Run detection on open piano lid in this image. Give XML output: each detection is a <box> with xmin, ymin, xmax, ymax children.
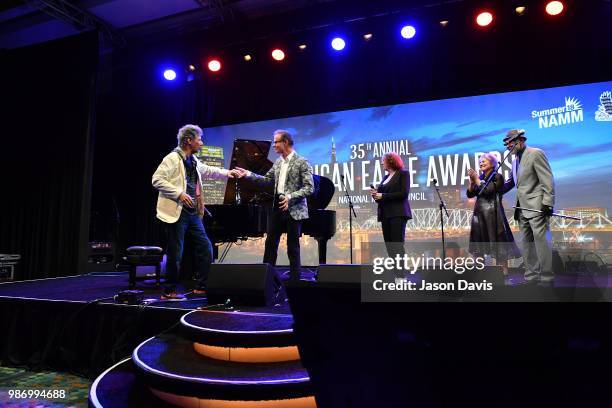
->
<box><xmin>223</xmin><ymin>139</ymin><xmax>335</xmax><ymax>209</ymax></box>
<box><xmin>223</xmin><ymin>139</ymin><xmax>274</xmax><ymax>205</ymax></box>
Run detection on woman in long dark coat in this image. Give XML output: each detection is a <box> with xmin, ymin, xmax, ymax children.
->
<box><xmin>467</xmin><ymin>152</ymin><xmax>520</xmax><ymax>276</ymax></box>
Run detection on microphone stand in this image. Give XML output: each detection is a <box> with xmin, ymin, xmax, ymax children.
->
<box><xmin>476</xmin><ymin>145</ymin><xmax>516</xmax><ymax>199</ymax></box>
<box><xmin>341</xmin><ymin>175</ymin><xmax>357</xmax><ymax>264</ymax></box>
<box><xmin>512</xmin><ymin>207</ymin><xmax>581</xmax><ymax>220</ymax></box>
<box><xmin>235</xmin><ymin>179</ymin><xmax>242</xmax><ymax>205</ymax></box>
<box><xmin>432</xmin><ymin>179</ymin><xmax>449</xmax><ymax>259</ymax></box>
<box><xmin>111</xmin><ymin>196</ymin><xmax>121</xmax><ymax>270</ymax></box>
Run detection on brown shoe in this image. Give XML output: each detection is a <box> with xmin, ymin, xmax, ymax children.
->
<box><xmin>161</xmin><ymin>288</ymin><xmax>186</xmax><ymax>300</ymax></box>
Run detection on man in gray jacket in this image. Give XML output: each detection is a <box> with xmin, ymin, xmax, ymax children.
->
<box><xmin>235</xmin><ymin>130</ymin><xmax>314</xmax><ymax>281</ymax></box>
<box><xmin>502</xmin><ymin>129</ymin><xmax>555</xmax><ymax>285</ymax></box>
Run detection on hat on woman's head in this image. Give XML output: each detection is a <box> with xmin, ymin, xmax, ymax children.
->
<box><xmin>503</xmin><ymin>129</ymin><xmax>527</xmax><ymax>145</ymax></box>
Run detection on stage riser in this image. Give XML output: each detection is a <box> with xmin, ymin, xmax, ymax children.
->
<box><xmin>180</xmin><ymin>310</ymin><xmax>296</xmax><ymax>348</ymax></box>
<box><xmin>151</xmin><ymin>388</ymin><xmax>316</xmax><ymax>408</ymax></box>
<box><xmin>194</xmin><ymin>343</ymin><xmax>301</xmax><ymax>363</ymax></box>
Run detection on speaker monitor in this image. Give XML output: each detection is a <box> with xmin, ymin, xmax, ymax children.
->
<box><xmin>207</xmin><ymin>263</ymin><xmax>284</xmax><ymax>306</ymax></box>
<box><xmin>553</xmin><ymin>249</ymin><xmax>607</xmax><ymax>275</ymax></box>
<box><xmin>87</xmin><ymin>241</ymin><xmax>115</xmax><ymax>272</ymax></box>
<box><xmin>317</xmin><ymin>264</ymin><xmax>368</xmax><ymax>283</ymax></box>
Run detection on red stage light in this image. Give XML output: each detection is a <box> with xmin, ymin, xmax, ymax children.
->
<box><xmin>546</xmin><ymin>1</ymin><xmax>564</xmax><ymax>16</ymax></box>
<box><xmin>271</xmin><ymin>49</ymin><xmax>285</xmax><ymax>61</ymax></box>
<box><xmin>207</xmin><ymin>59</ymin><xmax>221</xmax><ymax>72</ymax></box>
<box><xmin>476</xmin><ymin>11</ymin><xmax>493</xmax><ymax>27</ymax></box>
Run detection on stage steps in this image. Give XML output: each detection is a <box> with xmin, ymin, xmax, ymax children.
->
<box><xmin>89</xmin><ymin>357</ymin><xmax>176</xmax><ymax>408</ymax></box>
<box><xmin>90</xmin><ymin>309</ymin><xmax>316</xmax><ymax>407</ymax></box>
<box><xmin>180</xmin><ymin>309</ymin><xmax>296</xmax><ymax>347</ymax></box>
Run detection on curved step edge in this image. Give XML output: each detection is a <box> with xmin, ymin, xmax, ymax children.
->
<box><xmin>89</xmin><ymin>357</ymin><xmax>133</xmax><ymax>408</ymax></box>
<box><xmin>180</xmin><ymin>310</ymin><xmax>297</xmax><ymax>348</ymax></box>
<box><xmin>132</xmin><ymin>336</ymin><xmax>313</xmax><ymax>400</ymax></box>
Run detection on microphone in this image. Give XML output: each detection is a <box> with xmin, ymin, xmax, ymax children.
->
<box><xmin>432</xmin><ymin>178</ymin><xmax>438</xmax><ymax>185</ymax></box>
<box><xmin>370</xmin><ymin>184</ymin><xmax>376</xmax><ymax>189</ymax></box>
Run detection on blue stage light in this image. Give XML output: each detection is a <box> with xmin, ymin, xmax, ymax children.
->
<box><xmin>163</xmin><ymin>69</ymin><xmax>177</xmax><ymax>81</ymax></box>
<box><xmin>400</xmin><ymin>25</ymin><xmax>416</xmax><ymax>39</ymax></box>
<box><xmin>331</xmin><ymin>37</ymin><xmax>346</xmax><ymax>51</ymax></box>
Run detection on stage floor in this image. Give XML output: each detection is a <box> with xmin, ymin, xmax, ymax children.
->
<box><xmin>0</xmin><ymin>272</ymin><xmax>208</xmax><ymax>310</ymax></box>
<box><xmin>0</xmin><ymin>272</ymin><xmax>293</xmax><ymax>313</ymax></box>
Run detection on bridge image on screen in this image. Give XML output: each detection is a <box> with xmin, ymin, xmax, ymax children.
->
<box><xmin>200</xmin><ymin>81</ymin><xmax>612</xmax><ymax>264</ymax></box>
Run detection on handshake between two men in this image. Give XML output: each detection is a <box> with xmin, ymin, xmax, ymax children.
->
<box><xmin>230</xmin><ymin>167</ymin><xmax>290</xmax><ymax>211</ymax></box>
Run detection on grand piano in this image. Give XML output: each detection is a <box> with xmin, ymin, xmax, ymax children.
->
<box><xmin>204</xmin><ymin>139</ymin><xmax>337</xmax><ymax>263</ymax></box>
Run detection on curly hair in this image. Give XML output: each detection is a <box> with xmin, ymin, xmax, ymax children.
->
<box><xmin>383</xmin><ymin>152</ymin><xmax>404</xmax><ymax>171</ymax></box>
<box><xmin>177</xmin><ymin>124</ymin><xmax>203</xmax><ymax>147</ymax></box>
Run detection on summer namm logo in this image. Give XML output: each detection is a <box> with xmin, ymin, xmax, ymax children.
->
<box><xmin>595</xmin><ymin>91</ymin><xmax>612</xmax><ymax>121</ymax></box>
<box><xmin>531</xmin><ymin>96</ymin><xmax>584</xmax><ymax>128</ymax></box>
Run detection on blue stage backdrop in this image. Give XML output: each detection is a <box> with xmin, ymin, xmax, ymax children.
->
<box><xmin>200</xmin><ymin>81</ymin><xmax>612</xmax><ymax>265</ymax></box>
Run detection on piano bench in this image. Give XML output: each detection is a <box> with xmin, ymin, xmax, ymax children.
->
<box><xmin>125</xmin><ymin>246</ymin><xmax>164</xmax><ymax>288</ymax></box>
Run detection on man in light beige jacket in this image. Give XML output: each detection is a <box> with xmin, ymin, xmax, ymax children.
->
<box><xmin>152</xmin><ymin>124</ymin><xmax>237</xmax><ymax>299</ymax></box>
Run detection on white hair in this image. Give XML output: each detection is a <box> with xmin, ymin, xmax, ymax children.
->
<box><xmin>479</xmin><ymin>151</ymin><xmax>499</xmax><ymax>170</ymax></box>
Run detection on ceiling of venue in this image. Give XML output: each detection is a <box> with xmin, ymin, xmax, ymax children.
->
<box><xmin>0</xmin><ymin>0</ymin><xmax>447</xmax><ymax>50</ymax></box>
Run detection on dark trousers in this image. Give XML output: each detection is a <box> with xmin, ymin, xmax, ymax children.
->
<box><xmin>165</xmin><ymin>210</ymin><xmax>213</xmax><ymax>285</ymax></box>
<box><xmin>382</xmin><ymin>216</ymin><xmax>408</xmax><ymax>259</ymax></box>
<box><xmin>263</xmin><ymin>209</ymin><xmax>302</xmax><ymax>280</ymax></box>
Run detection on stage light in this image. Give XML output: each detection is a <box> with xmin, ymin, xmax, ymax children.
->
<box><xmin>515</xmin><ymin>6</ymin><xmax>527</xmax><ymax>16</ymax></box>
<box><xmin>244</xmin><ymin>54</ymin><xmax>252</xmax><ymax>61</ymax></box>
<box><xmin>187</xmin><ymin>64</ymin><xmax>196</xmax><ymax>72</ymax></box>
<box><xmin>207</xmin><ymin>59</ymin><xmax>221</xmax><ymax>72</ymax></box>
<box><xmin>271</xmin><ymin>49</ymin><xmax>285</xmax><ymax>61</ymax></box>
<box><xmin>363</xmin><ymin>33</ymin><xmax>373</xmax><ymax>41</ymax></box>
<box><xmin>400</xmin><ymin>25</ymin><xmax>416</xmax><ymax>39</ymax></box>
<box><xmin>298</xmin><ymin>44</ymin><xmax>307</xmax><ymax>50</ymax></box>
<box><xmin>331</xmin><ymin>37</ymin><xmax>346</xmax><ymax>51</ymax></box>
<box><xmin>439</xmin><ymin>20</ymin><xmax>449</xmax><ymax>27</ymax></box>
<box><xmin>476</xmin><ymin>11</ymin><xmax>493</xmax><ymax>27</ymax></box>
<box><xmin>546</xmin><ymin>1</ymin><xmax>564</xmax><ymax>16</ymax></box>
<box><xmin>163</xmin><ymin>69</ymin><xmax>176</xmax><ymax>81</ymax></box>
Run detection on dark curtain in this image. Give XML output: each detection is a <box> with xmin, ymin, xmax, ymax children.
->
<box><xmin>0</xmin><ymin>32</ymin><xmax>98</xmax><ymax>280</ymax></box>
